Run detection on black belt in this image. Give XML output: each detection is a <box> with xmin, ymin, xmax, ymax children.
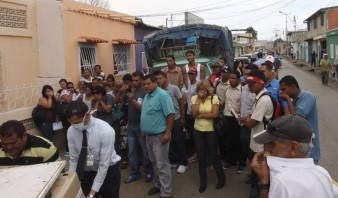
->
<box><xmin>147</xmin><ymin>132</ymin><xmax>165</xmax><ymax>136</ymax></box>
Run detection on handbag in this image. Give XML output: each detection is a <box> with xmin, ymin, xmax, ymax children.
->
<box><xmin>52</xmin><ymin>121</ymin><xmax>63</xmax><ymax>131</ymax></box>
<box><xmin>211</xmin><ymin>95</ymin><xmax>228</xmax><ymax>136</ymax></box>
<box><xmin>112</xmin><ymin>104</ymin><xmax>124</xmax><ymax>121</ymax></box>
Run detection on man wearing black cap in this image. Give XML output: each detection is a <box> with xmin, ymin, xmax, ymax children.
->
<box><xmin>251</xmin><ymin>114</ymin><xmax>338</xmax><ymax>198</ymax></box>
<box><xmin>208</xmin><ymin>61</ymin><xmax>222</xmax><ymax>85</ymax></box>
<box><xmin>237</xmin><ymin>69</ymin><xmax>273</xmax><ymax>198</ymax></box>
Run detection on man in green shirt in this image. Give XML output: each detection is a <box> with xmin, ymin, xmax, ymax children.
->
<box><xmin>320</xmin><ymin>54</ymin><xmax>331</xmax><ymax>85</ymax></box>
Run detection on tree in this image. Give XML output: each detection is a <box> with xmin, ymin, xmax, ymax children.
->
<box><xmin>246</xmin><ymin>27</ymin><xmax>257</xmax><ymax>41</ymax></box>
<box><xmin>76</xmin><ymin>0</ymin><xmax>110</xmax><ymax>9</ymax></box>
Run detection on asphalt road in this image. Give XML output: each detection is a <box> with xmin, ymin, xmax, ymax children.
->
<box><xmin>118</xmin><ymin>60</ymin><xmax>338</xmax><ymax>198</ymax></box>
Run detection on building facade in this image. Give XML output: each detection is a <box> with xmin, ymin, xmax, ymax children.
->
<box><xmin>0</xmin><ymin>0</ymin><xmax>137</xmax><ymax>128</ymax></box>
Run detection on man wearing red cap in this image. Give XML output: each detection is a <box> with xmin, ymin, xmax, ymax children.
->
<box><xmin>238</xmin><ymin>69</ymin><xmax>273</xmax><ymax>198</ymax></box>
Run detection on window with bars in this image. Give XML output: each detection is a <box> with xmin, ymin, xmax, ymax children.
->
<box><xmin>113</xmin><ymin>45</ymin><xmax>131</xmax><ymax>72</ymax></box>
<box><xmin>79</xmin><ymin>45</ymin><xmax>97</xmax><ymax>76</ymax></box>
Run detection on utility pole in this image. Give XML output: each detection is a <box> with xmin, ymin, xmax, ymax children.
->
<box><xmin>171</xmin><ymin>14</ymin><xmax>173</xmax><ymax>27</ymax></box>
<box><xmin>294</xmin><ymin>15</ymin><xmax>296</xmax><ymax>31</ymax></box>
<box><xmin>166</xmin><ymin>18</ymin><xmax>168</xmax><ymax>28</ymax></box>
<box><xmin>279</xmin><ymin>11</ymin><xmax>289</xmax><ymax>56</ymax></box>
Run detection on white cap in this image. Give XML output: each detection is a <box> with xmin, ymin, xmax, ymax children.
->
<box><xmin>265</xmin><ymin>55</ymin><xmax>275</xmax><ymax>63</ymax></box>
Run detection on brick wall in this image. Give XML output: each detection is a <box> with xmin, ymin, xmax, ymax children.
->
<box><xmin>328</xmin><ymin>9</ymin><xmax>338</xmax><ymax>31</ymax></box>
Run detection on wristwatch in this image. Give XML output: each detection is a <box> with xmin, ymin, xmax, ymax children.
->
<box><xmin>258</xmin><ymin>183</ymin><xmax>270</xmax><ymax>190</ymax></box>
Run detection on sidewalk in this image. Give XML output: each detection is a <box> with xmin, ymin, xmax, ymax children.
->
<box><xmin>285</xmin><ymin>59</ymin><xmax>338</xmax><ymax>84</ymax></box>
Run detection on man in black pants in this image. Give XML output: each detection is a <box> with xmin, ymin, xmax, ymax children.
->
<box><xmin>65</xmin><ymin>101</ymin><xmax>121</xmax><ymax>198</ymax></box>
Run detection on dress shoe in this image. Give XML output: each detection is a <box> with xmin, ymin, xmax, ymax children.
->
<box><xmin>148</xmin><ymin>187</ymin><xmax>160</xmax><ymax>195</ymax></box>
<box><xmin>199</xmin><ymin>185</ymin><xmax>206</xmax><ymax>193</ymax></box>
<box><xmin>145</xmin><ymin>173</ymin><xmax>153</xmax><ymax>183</ymax></box>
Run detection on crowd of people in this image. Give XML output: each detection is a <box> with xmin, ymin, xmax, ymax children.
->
<box><xmin>1</xmin><ymin>51</ymin><xmax>338</xmax><ymax>198</ymax></box>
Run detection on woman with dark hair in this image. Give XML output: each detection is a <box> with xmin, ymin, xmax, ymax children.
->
<box><xmin>106</xmin><ymin>74</ymin><xmax>115</xmax><ymax>86</ymax></box>
<box><xmin>82</xmin><ymin>83</ymin><xmax>93</xmax><ymax>110</ymax></box>
<box><xmin>37</xmin><ymin>85</ymin><xmax>56</xmax><ymax>141</ymax></box>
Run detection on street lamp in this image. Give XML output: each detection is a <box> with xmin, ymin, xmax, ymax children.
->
<box><xmin>279</xmin><ymin>11</ymin><xmax>288</xmax><ymax>56</ymax></box>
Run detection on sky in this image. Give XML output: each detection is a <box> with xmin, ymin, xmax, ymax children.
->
<box><xmin>109</xmin><ymin>0</ymin><xmax>338</xmax><ymax>41</ymax></box>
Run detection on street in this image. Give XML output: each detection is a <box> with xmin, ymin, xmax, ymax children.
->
<box><xmin>119</xmin><ymin>59</ymin><xmax>338</xmax><ymax>198</ymax></box>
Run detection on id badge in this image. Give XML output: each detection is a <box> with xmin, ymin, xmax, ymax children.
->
<box><xmin>86</xmin><ymin>147</ymin><xmax>94</xmax><ymax>167</ymax></box>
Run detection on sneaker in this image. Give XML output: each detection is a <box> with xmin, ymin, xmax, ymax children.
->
<box><xmin>237</xmin><ymin>166</ymin><xmax>245</xmax><ymax>174</ymax></box>
<box><xmin>145</xmin><ymin>173</ymin><xmax>153</xmax><ymax>183</ymax></box>
<box><xmin>147</xmin><ymin>187</ymin><xmax>160</xmax><ymax>195</ymax></box>
<box><xmin>171</xmin><ymin>163</ymin><xmax>178</xmax><ymax>168</ymax></box>
<box><xmin>177</xmin><ymin>165</ymin><xmax>188</xmax><ymax>174</ymax></box>
<box><xmin>124</xmin><ymin>176</ymin><xmax>139</xmax><ymax>184</ymax></box>
<box><xmin>223</xmin><ymin>163</ymin><xmax>236</xmax><ymax>170</ymax></box>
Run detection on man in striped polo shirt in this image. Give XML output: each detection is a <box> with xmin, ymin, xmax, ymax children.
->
<box><xmin>0</xmin><ymin>120</ymin><xmax>59</xmax><ymax>168</ymax></box>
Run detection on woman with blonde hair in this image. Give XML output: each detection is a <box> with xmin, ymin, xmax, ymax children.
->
<box><xmin>191</xmin><ymin>79</ymin><xmax>225</xmax><ymax>193</ymax></box>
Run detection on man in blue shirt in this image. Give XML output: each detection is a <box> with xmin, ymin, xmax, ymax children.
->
<box><xmin>279</xmin><ymin>75</ymin><xmax>320</xmax><ymax>164</ymax></box>
<box><xmin>141</xmin><ymin>74</ymin><xmax>175</xmax><ymax>198</ymax></box>
<box><xmin>253</xmin><ymin>52</ymin><xmax>264</xmax><ymax>67</ymax></box>
<box><xmin>260</xmin><ymin>62</ymin><xmax>289</xmax><ymax>115</ymax></box>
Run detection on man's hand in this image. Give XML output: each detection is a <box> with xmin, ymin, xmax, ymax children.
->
<box><xmin>279</xmin><ymin>91</ymin><xmax>290</xmax><ymax>102</ymax></box>
<box><xmin>161</xmin><ymin>132</ymin><xmax>170</xmax><ymax>144</ymax></box>
<box><xmin>237</xmin><ymin>115</ymin><xmax>248</xmax><ymax>125</ymax></box>
<box><xmin>126</xmin><ymin>92</ymin><xmax>134</xmax><ymax>101</ymax></box>
<box><xmin>119</xmin><ymin>86</ymin><xmax>126</xmax><ymax>94</ymax></box>
<box><xmin>250</xmin><ymin>151</ymin><xmax>270</xmax><ymax>184</ymax></box>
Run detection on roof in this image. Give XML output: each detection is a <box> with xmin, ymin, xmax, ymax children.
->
<box><xmin>78</xmin><ymin>36</ymin><xmax>108</xmax><ymax>43</ymax></box>
<box><xmin>304</xmin><ymin>6</ymin><xmax>338</xmax><ymax>22</ymax></box>
<box><xmin>112</xmin><ymin>39</ymin><xmax>142</xmax><ymax>44</ymax></box>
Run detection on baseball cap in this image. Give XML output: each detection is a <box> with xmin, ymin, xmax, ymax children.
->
<box><xmin>323</xmin><ymin>53</ymin><xmax>328</xmax><ymax>56</ymax></box>
<box><xmin>253</xmin><ymin>114</ymin><xmax>313</xmax><ymax>144</ymax></box>
<box><xmin>211</xmin><ymin>61</ymin><xmax>222</xmax><ymax>68</ymax></box>
<box><xmin>265</xmin><ymin>55</ymin><xmax>275</xmax><ymax>63</ymax></box>
<box><xmin>188</xmin><ymin>68</ymin><xmax>197</xmax><ymax>75</ymax></box>
<box><xmin>221</xmin><ymin>67</ymin><xmax>229</xmax><ymax>73</ymax></box>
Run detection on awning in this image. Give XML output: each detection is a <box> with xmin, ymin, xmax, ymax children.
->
<box><xmin>112</xmin><ymin>39</ymin><xmax>142</xmax><ymax>45</ymax></box>
<box><xmin>78</xmin><ymin>36</ymin><xmax>108</xmax><ymax>43</ymax></box>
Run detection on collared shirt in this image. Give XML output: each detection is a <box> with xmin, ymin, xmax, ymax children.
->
<box><xmin>250</xmin><ymin>88</ymin><xmax>273</xmax><ymax>152</ymax></box>
<box><xmin>293</xmin><ymin>90</ymin><xmax>320</xmax><ymax>160</ymax></box>
<box><xmin>320</xmin><ymin>59</ymin><xmax>331</xmax><ymax>71</ymax></box>
<box><xmin>164</xmin><ymin>84</ymin><xmax>182</xmax><ymax>120</ymax></box>
<box><xmin>223</xmin><ymin>84</ymin><xmax>242</xmax><ymax>116</ymax></box>
<box><xmin>191</xmin><ymin>95</ymin><xmax>219</xmax><ymax>132</ymax></box>
<box><xmin>215</xmin><ymin>79</ymin><xmax>229</xmax><ymax>105</ymax></box>
<box><xmin>267</xmin><ymin>156</ymin><xmax>338</xmax><ymax>198</ymax></box>
<box><xmin>161</xmin><ymin>66</ymin><xmax>183</xmax><ymax>88</ymax></box>
<box><xmin>0</xmin><ymin>134</ymin><xmax>59</xmax><ymax>168</ymax></box>
<box><xmin>68</xmin><ymin>117</ymin><xmax>120</xmax><ymax>192</ymax></box>
<box><xmin>265</xmin><ymin>78</ymin><xmax>288</xmax><ymax>108</ymax></box>
<box><xmin>141</xmin><ymin>87</ymin><xmax>175</xmax><ymax>134</ymax></box>
<box><xmin>240</xmin><ymin>84</ymin><xmax>256</xmax><ymax>116</ymax></box>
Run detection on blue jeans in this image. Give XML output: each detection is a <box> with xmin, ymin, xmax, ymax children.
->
<box><xmin>169</xmin><ymin>119</ymin><xmax>188</xmax><ymax>166</ymax></box>
<box><xmin>127</xmin><ymin>124</ymin><xmax>153</xmax><ymax>179</ymax></box>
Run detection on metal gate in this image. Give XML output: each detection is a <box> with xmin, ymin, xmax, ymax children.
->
<box><xmin>79</xmin><ymin>45</ymin><xmax>97</xmax><ymax>76</ymax></box>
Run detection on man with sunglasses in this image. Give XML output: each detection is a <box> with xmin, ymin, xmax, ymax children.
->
<box><xmin>65</xmin><ymin>101</ymin><xmax>121</xmax><ymax>198</ymax></box>
<box><xmin>0</xmin><ymin>120</ymin><xmax>59</xmax><ymax>168</ymax></box>
<box><xmin>237</xmin><ymin>69</ymin><xmax>273</xmax><ymax>198</ymax></box>
<box><xmin>251</xmin><ymin>114</ymin><xmax>338</xmax><ymax>198</ymax></box>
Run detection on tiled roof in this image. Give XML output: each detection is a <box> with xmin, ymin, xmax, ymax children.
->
<box><xmin>78</xmin><ymin>36</ymin><xmax>108</xmax><ymax>43</ymax></box>
<box><xmin>112</xmin><ymin>39</ymin><xmax>142</xmax><ymax>45</ymax></box>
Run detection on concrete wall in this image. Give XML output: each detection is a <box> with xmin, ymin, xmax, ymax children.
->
<box><xmin>62</xmin><ymin>0</ymin><xmax>136</xmax><ymax>82</ymax></box>
<box><xmin>307</xmin><ymin>11</ymin><xmax>328</xmax><ymax>39</ymax></box>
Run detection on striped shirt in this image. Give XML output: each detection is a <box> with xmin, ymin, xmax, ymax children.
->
<box><xmin>0</xmin><ymin>134</ymin><xmax>59</xmax><ymax>168</ymax></box>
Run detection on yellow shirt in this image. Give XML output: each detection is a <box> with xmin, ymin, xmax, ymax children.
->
<box><xmin>191</xmin><ymin>95</ymin><xmax>219</xmax><ymax>132</ymax></box>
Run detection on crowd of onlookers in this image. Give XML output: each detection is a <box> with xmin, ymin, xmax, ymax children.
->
<box><xmin>3</xmin><ymin>50</ymin><xmax>338</xmax><ymax>198</ymax></box>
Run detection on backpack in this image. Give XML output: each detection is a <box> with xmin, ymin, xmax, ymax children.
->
<box><xmin>256</xmin><ymin>92</ymin><xmax>283</xmax><ymax>126</ymax></box>
<box><xmin>32</xmin><ymin>105</ymin><xmax>45</xmax><ymax>127</ymax></box>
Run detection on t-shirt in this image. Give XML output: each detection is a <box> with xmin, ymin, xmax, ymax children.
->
<box><xmin>250</xmin><ymin>89</ymin><xmax>273</xmax><ymax>152</ymax></box>
<box><xmin>164</xmin><ymin>84</ymin><xmax>182</xmax><ymax>120</ymax></box>
<box><xmin>320</xmin><ymin>59</ymin><xmax>331</xmax><ymax>72</ymax></box>
<box><xmin>91</xmin><ymin>94</ymin><xmax>114</xmax><ymax>125</ymax></box>
<box><xmin>128</xmin><ymin>87</ymin><xmax>146</xmax><ymax>125</ymax></box>
<box><xmin>191</xmin><ymin>95</ymin><xmax>219</xmax><ymax>132</ymax></box>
